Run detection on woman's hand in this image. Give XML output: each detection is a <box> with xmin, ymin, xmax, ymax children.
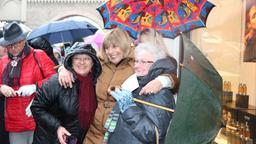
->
<box><xmin>111</xmin><ymin>88</ymin><xmax>135</xmax><ymax>112</ymax></box>
<box><xmin>139</xmin><ymin>79</ymin><xmax>162</xmax><ymax>95</ymax></box>
<box><xmin>0</xmin><ymin>84</ymin><xmax>16</xmax><ymax>97</ymax></box>
<box><xmin>57</xmin><ymin>126</ymin><xmax>71</xmax><ymax>144</ymax></box>
<box><xmin>58</xmin><ymin>66</ymin><xmax>74</xmax><ymax>88</ymax></box>
<box><xmin>139</xmin><ymin>74</ymin><xmax>177</xmax><ymax>95</ymax></box>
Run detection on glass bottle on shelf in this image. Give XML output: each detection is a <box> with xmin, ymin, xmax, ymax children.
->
<box><xmin>238</xmin><ymin>83</ymin><xmax>243</xmax><ymax>95</ymax></box>
<box><xmin>240</xmin><ymin>122</ymin><xmax>244</xmax><ymax>139</ymax></box>
<box><xmin>227</xmin><ymin>112</ymin><xmax>232</xmax><ymax>120</ymax></box>
<box><xmin>226</xmin><ymin>117</ymin><xmax>231</xmax><ymax>133</ymax></box>
<box><xmin>242</xmin><ymin>84</ymin><xmax>247</xmax><ymax>95</ymax></box>
<box><xmin>244</xmin><ymin>121</ymin><xmax>250</xmax><ymax>141</ymax></box>
<box><xmin>222</xmin><ymin>109</ymin><xmax>227</xmax><ymax>125</ymax></box>
<box><xmin>223</xmin><ymin>81</ymin><xmax>227</xmax><ymax>92</ymax></box>
<box><xmin>235</xmin><ymin>121</ymin><xmax>240</xmax><ymax>136</ymax></box>
<box><xmin>227</xmin><ymin>81</ymin><xmax>231</xmax><ymax>92</ymax></box>
<box><xmin>230</xmin><ymin>119</ymin><xmax>235</xmax><ymax>134</ymax></box>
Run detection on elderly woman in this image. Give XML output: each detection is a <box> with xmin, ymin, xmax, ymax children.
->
<box><xmin>31</xmin><ymin>42</ymin><xmax>102</xmax><ymax>144</ymax></box>
<box><xmin>104</xmin><ymin>42</ymin><xmax>177</xmax><ymax>144</ymax></box>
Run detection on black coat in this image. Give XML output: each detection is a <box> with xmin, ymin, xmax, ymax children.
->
<box><xmin>107</xmin><ymin>57</ymin><xmax>177</xmax><ymax>144</ymax></box>
<box><xmin>0</xmin><ymin>97</ymin><xmax>9</xmax><ymax>144</ymax></box>
<box><xmin>28</xmin><ymin>37</ymin><xmax>59</xmax><ymax>65</ymax></box>
<box><xmin>31</xmin><ymin>74</ymin><xmax>84</xmax><ymax>144</ymax></box>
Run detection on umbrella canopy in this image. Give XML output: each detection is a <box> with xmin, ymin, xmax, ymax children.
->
<box><xmin>84</xmin><ymin>29</ymin><xmax>105</xmax><ymax>49</ymax></box>
<box><xmin>97</xmin><ymin>0</ymin><xmax>214</xmax><ymax>39</ymax></box>
<box><xmin>27</xmin><ymin>19</ymin><xmax>98</xmax><ymax>45</ymax></box>
<box><xmin>164</xmin><ymin>35</ymin><xmax>222</xmax><ymax>144</ymax></box>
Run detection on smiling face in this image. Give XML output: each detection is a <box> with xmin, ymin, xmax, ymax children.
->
<box><xmin>102</xmin><ymin>28</ymin><xmax>132</xmax><ymax>64</ymax></box>
<box><xmin>134</xmin><ymin>50</ymin><xmax>154</xmax><ymax>77</ymax></box>
<box><xmin>72</xmin><ymin>54</ymin><xmax>93</xmax><ymax>76</ymax></box>
<box><xmin>105</xmin><ymin>43</ymin><xmax>124</xmax><ymax>65</ymax></box>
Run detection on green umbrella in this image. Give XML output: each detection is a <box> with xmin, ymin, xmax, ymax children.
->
<box><xmin>165</xmin><ymin>35</ymin><xmax>222</xmax><ymax>144</ymax></box>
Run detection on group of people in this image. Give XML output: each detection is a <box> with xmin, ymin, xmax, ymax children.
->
<box><xmin>0</xmin><ymin>21</ymin><xmax>179</xmax><ymax>144</ymax></box>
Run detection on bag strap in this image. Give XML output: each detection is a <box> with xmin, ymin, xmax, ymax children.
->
<box><xmin>33</xmin><ymin>50</ymin><xmax>45</xmax><ymax>79</ymax></box>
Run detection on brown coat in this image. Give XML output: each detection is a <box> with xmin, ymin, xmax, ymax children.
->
<box><xmin>84</xmin><ymin>57</ymin><xmax>134</xmax><ymax>144</ymax></box>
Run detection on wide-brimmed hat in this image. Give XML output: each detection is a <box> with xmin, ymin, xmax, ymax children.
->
<box><xmin>0</xmin><ymin>22</ymin><xmax>29</xmax><ymax>46</ymax></box>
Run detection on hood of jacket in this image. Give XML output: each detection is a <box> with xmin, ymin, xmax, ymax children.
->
<box><xmin>64</xmin><ymin>42</ymin><xmax>102</xmax><ymax>84</ymax></box>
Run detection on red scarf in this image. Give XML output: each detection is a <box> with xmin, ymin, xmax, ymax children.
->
<box><xmin>76</xmin><ymin>72</ymin><xmax>97</xmax><ymax>129</ymax></box>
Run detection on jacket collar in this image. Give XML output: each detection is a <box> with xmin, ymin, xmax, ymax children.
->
<box><xmin>101</xmin><ymin>57</ymin><xmax>134</xmax><ymax>70</ymax></box>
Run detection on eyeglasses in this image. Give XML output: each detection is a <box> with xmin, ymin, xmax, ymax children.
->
<box><xmin>6</xmin><ymin>41</ymin><xmax>22</xmax><ymax>49</ymax></box>
<box><xmin>73</xmin><ymin>57</ymin><xmax>91</xmax><ymax>62</ymax></box>
<box><xmin>134</xmin><ymin>60</ymin><xmax>154</xmax><ymax>65</ymax></box>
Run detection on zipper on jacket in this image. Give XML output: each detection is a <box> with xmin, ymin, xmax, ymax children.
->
<box><xmin>104</xmin><ymin>66</ymin><xmax>117</xmax><ymax>108</ymax></box>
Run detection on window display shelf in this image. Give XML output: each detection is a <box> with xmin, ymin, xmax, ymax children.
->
<box><xmin>222</xmin><ymin>101</ymin><xmax>256</xmax><ymax>143</ymax></box>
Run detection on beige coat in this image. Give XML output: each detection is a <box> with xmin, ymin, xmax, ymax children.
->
<box><xmin>84</xmin><ymin>57</ymin><xmax>134</xmax><ymax>144</ymax></box>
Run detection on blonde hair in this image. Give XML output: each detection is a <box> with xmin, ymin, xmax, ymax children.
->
<box><xmin>138</xmin><ymin>28</ymin><xmax>167</xmax><ymax>50</ymax></box>
<box><xmin>249</xmin><ymin>6</ymin><xmax>256</xmax><ymax>21</ymax></box>
<box><xmin>101</xmin><ymin>28</ymin><xmax>133</xmax><ymax>63</ymax></box>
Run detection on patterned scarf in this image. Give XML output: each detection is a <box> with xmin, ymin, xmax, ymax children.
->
<box><xmin>76</xmin><ymin>72</ymin><xmax>97</xmax><ymax>130</ymax></box>
<box><xmin>2</xmin><ymin>43</ymin><xmax>30</xmax><ymax>87</ymax></box>
<box><xmin>103</xmin><ymin>107</ymin><xmax>120</xmax><ymax>144</ymax></box>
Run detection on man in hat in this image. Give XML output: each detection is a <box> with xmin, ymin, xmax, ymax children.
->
<box><xmin>0</xmin><ymin>22</ymin><xmax>56</xmax><ymax>144</ymax></box>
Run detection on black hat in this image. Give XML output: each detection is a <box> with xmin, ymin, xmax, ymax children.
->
<box><xmin>0</xmin><ymin>22</ymin><xmax>29</xmax><ymax>46</ymax></box>
<box><xmin>64</xmin><ymin>42</ymin><xmax>102</xmax><ymax>83</ymax></box>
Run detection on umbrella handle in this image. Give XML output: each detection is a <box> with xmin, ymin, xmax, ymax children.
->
<box><xmin>133</xmin><ymin>98</ymin><xmax>175</xmax><ymax>112</ymax></box>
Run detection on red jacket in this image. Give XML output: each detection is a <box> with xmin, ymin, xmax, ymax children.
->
<box><xmin>0</xmin><ymin>48</ymin><xmax>56</xmax><ymax>132</ymax></box>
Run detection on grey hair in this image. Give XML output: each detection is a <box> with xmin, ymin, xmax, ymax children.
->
<box><xmin>135</xmin><ymin>42</ymin><xmax>167</xmax><ymax>61</ymax></box>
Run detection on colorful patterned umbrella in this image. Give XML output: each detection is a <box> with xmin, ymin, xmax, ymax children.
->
<box><xmin>97</xmin><ymin>0</ymin><xmax>215</xmax><ymax>39</ymax></box>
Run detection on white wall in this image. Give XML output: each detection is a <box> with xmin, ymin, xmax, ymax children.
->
<box><xmin>0</xmin><ymin>0</ymin><xmax>26</xmax><ymax>22</ymax></box>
